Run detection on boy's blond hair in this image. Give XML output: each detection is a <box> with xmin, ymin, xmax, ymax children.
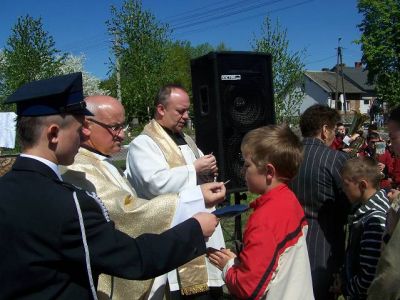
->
<box><xmin>241</xmin><ymin>124</ymin><xmax>303</xmax><ymax>181</ymax></box>
<box><xmin>341</xmin><ymin>157</ymin><xmax>382</xmax><ymax>189</ymax></box>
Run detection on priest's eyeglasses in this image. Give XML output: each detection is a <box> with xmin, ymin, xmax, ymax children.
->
<box><xmin>87</xmin><ymin>118</ymin><xmax>128</xmax><ymax>134</ymax></box>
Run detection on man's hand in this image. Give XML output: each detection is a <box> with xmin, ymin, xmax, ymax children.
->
<box><xmin>192</xmin><ymin>212</ymin><xmax>219</xmax><ymax>238</ymax></box>
<box><xmin>194</xmin><ymin>154</ymin><xmax>218</xmax><ymax>175</ymax></box>
<box><xmin>207</xmin><ymin>247</ymin><xmax>237</xmax><ymax>271</ymax></box>
<box><xmin>200</xmin><ymin>182</ymin><xmax>226</xmax><ymax>208</ymax></box>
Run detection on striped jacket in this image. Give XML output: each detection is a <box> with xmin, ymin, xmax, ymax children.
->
<box><xmin>222</xmin><ymin>184</ymin><xmax>314</xmax><ymax>299</ymax></box>
<box><xmin>344</xmin><ymin>189</ymin><xmax>390</xmax><ymax>299</ymax></box>
<box><xmin>289</xmin><ymin>137</ymin><xmax>350</xmax><ymax>299</ymax></box>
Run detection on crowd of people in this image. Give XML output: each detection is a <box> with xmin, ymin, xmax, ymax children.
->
<box><xmin>1</xmin><ymin>72</ymin><xmax>400</xmax><ymax>300</ymax></box>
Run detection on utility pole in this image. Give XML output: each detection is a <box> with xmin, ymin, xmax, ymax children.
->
<box><xmin>335</xmin><ymin>38</ymin><xmax>341</xmax><ymax>111</ymax></box>
<box><xmin>335</xmin><ymin>38</ymin><xmax>346</xmax><ymax>114</ymax></box>
<box><xmin>339</xmin><ymin>48</ymin><xmax>346</xmax><ymax>114</ymax></box>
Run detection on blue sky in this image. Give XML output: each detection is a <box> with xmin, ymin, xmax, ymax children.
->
<box><xmin>1</xmin><ymin>0</ymin><xmax>363</xmax><ymax>80</ymax></box>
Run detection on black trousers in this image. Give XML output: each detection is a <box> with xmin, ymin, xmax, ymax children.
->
<box><xmin>169</xmin><ymin>287</ymin><xmax>224</xmax><ymax>300</ymax></box>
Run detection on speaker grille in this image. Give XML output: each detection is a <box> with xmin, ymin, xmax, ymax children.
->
<box><xmin>223</xmin><ymin>133</ymin><xmax>246</xmax><ymax>189</ymax></box>
<box><xmin>191</xmin><ymin>51</ymin><xmax>275</xmax><ymax>192</ymax></box>
<box><xmin>223</xmin><ymin>81</ymin><xmax>268</xmax><ymax>132</ymax></box>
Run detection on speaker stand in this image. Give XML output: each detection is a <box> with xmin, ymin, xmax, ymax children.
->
<box><xmin>234</xmin><ymin>192</ymin><xmax>247</xmax><ymax>242</ymax></box>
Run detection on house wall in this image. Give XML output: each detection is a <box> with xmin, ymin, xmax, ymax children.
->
<box><xmin>287</xmin><ymin>76</ymin><xmax>373</xmax><ymax>116</ymax></box>
<box><xmin>360</xmin><ymin>97</ymin><xmax>377</xmax><ymax>115</ymax></box>
<box><xmin>299</xmin><ymin>77</ymin><xmax>331</xmax><ymax>113</ymax></box>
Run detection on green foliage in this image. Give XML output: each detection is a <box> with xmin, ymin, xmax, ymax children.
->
<box><xmin>357</xmin><ymin>0</ymin><xmax>400</xmax><ymax>108</ymax></box>
<box><xmin>107</xmin><ymin>0</ymin><xmax>172</xmax><ymax>122</ymax></box>
<box><xmin>107</xmin><ymin>0</ymin><xmax>232</xmax><ymax>123</ymax></box>
<box><xmin>162</xmin><ymin>41</ymin><xmax>193</xmax><ymax>92</ymax></box>
<box><xmin>100</xmin><ymin>74</ymin><xmax>118</xmax><ymax>98</ymax></box>
<box><xmin>251</xmin><ymin>16</ymin><xmax>305</xmax><ymax>125</ymax></box>
<box><xmin>0</xmin><ymin>15</ymin><xmax>66</xmax><ymax>106</ymax></box>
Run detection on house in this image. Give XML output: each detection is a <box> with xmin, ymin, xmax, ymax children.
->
<box><xmin>299</xmin><ymin>62</ymin><xmax>377</xmax><ymax>123</ymax></box>
<box><xmin>338</xmin><ymin>63</ymin><xmax>381</xmax><ymax>121</ymax></box>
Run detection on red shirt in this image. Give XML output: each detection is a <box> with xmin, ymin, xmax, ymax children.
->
<box><xmin>224</xmin><ymin>184</ymin><xmax>312</xmax><ymax>299</ymax></box>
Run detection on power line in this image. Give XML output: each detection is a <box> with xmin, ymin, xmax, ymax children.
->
<box><xmin>174</xmin><ymin>0</ymin><xmax>313</xmax><ymax>36</ymax></box>
<box><xmin>170</xmin><ymin>0</ymin><xmax>287</xmax><ymax>30</ymax></box>
<box><xmin>305</xmin><ymin>55</ymin><xmax>337</xmax><ymax>65</ymax></box>
<box><xmin>59</xmin><ymin>33</ymin><xmax>108</xmax><ymax>50</ymax></box>
<box><xmin>163</xmin><ymin>0</ymin><xmax>262</xmax><ymax>23</ymax></box>
<box><xmin>59</xmin><ymin>0</ymin><xmax>291</xmax><ymax>53</ymax></box>
<box><xmin>61</xmin><ymin>0</ymin><xmax>272</xmax><ymax>53</ymax></box>
<box><xmin>53</xmin><ymin>0</ymin><xmax>313</xmax><ymax>60</ymax></box>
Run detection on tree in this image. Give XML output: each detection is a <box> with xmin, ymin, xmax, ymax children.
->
<box><xmin>0</xmin><ymin>15</ymin><xmax>65</xmax><ymax>101</ymax></box>
<box><xmin>162</xmin><ymin>41</ymin><xmax>232</xmax><ymax>94</ymax></box>
<box><xmin>59</xmin><ymin>54</ymin><xmax>109</xmax><ymax>96</ymax></box>
<box><xmin>0</xmin><ymin>51</ymin><xmax>6</xmax><ymax>110</ymax></box>
<box><xmin>251</xmin><ymin>16</ymin><xmax>305</xmax><ymax>124</ymax></box>
<box><xmin>357</xmin><ymin>0</ymin><xmax>400</xmax><ymax>108</ymax></box>
<box><xmin>107</xmin><ymin>0</ymin><xmax>171</xmax><ymax>122</ymax></box>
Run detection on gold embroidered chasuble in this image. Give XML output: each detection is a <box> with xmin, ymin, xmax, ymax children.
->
<box><xmin>61</xmin><ymin>147</ymin><xmax>178</xmax><ymax>299</ymax></box>
<box><xmin>142</xmin><ymin>120</ymin><xmax>209</xmax><ymax>295</ymax></box>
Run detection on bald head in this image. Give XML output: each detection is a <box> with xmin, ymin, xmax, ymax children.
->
<box><xmin>83</xmin><ymin>95</ymin><xmax>126</xmax><ymax>156</ymax></box>
<box><xmin>85</xmin><ymin>95</ymin><xmax>123</xmax><ymax>117</ymax></box>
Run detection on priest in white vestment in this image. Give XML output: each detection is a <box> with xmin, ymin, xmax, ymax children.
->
<box><xmin>61</xmin><ymin>95</ymin><xmax>226</xmax><ymax>300</ymax></box>
<box><xmin>126</xmin><ymin>84</ymin><xmax>226</xmax><ymax>299</ymax></box>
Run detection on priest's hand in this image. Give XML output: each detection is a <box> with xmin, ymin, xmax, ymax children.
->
<box><xmin>201</xmin><ymin>182</ymin><xmax>226</xmax><ymax>208</ymax></box>
<box><xmin>194</xmin><ymin>154</ymin><xmax>218</xmax><ymax>175</ymax></box>
<box><xmin>192</xmin><ymin>212</ymin><xmax>219</xmax><ymax>238</ymax></box>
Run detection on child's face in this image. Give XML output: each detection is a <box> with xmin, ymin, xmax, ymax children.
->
<box><xmin>243</xmin><ymin>154</ymin><xmax>267</xmax><ymax>194</ymax></box>
<box><xmin>337</xmin><ymin>125</ymin><xmax>346</xmax><ymax>136</ymax></box>
<box><xmin>342</xmin><ymin>176</ymin><xmax>363</xmax><ymax>203</ymax></box>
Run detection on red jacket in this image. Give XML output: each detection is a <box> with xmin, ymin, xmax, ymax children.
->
<box><xmin>223</xmin><ymin>184</ymin><xmax>313</xmax><ymax>299</ymax></box>
<box><xmin>390</xmin><ymin>156</ymin><xmax>400</xmax><ymax>187</ymax></box>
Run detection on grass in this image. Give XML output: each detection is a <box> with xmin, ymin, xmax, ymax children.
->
<box><xmin>219</xmin><ymin>193</ymin><xmax>257</xmax><ymax>249</ymax></box>
<box><xmin>113</xmin><ymin>159</ymin><xmax>126</xmax><ymax>170</ymax></box>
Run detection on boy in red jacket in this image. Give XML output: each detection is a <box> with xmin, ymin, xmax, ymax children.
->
<box><xmin>208</xmin><ymin>125</ymin><xmax>314</xmax><ymax>299</ymax></box>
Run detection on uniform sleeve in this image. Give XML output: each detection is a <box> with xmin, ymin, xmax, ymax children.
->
<box><xmin>224</xmin><ymin>218</ymin><xmax>277</xmax><ymax>299</ymax></box>
<box><xmin>346</xmin><ymin>213</ymin><xmax>386</xmax><ymax>297</ymax></box>
<box><xmin>125</xmin><ymin>135</ymin><xmax>197</xmax><ymax>198</ymax></box>
<box><xmin>59</xmin><ymin>196</ymin><xmax>207</xmax><ymax>280</ymax></box>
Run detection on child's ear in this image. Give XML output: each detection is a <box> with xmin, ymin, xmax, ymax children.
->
<box><xmin>359</xmin><ymin>180</ymin><xmax>368</xmax><ymax>191</ymax></box>
<box><xmin>265</xmin><ymin>163</ymin><xmax>275</xmax><ymax>179</ymax></box>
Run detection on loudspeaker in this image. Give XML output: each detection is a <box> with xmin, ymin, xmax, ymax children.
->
<box><xmin>191</xmin><ymin>51</ymin><xmax>275</xmax><ymax>193</ymax></box>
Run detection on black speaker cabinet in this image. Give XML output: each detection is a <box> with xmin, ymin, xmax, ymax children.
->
<box><xmin>191</xmin><ymin>51</ymin><xmax>275</xmax><ymax>193</ymax></box>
